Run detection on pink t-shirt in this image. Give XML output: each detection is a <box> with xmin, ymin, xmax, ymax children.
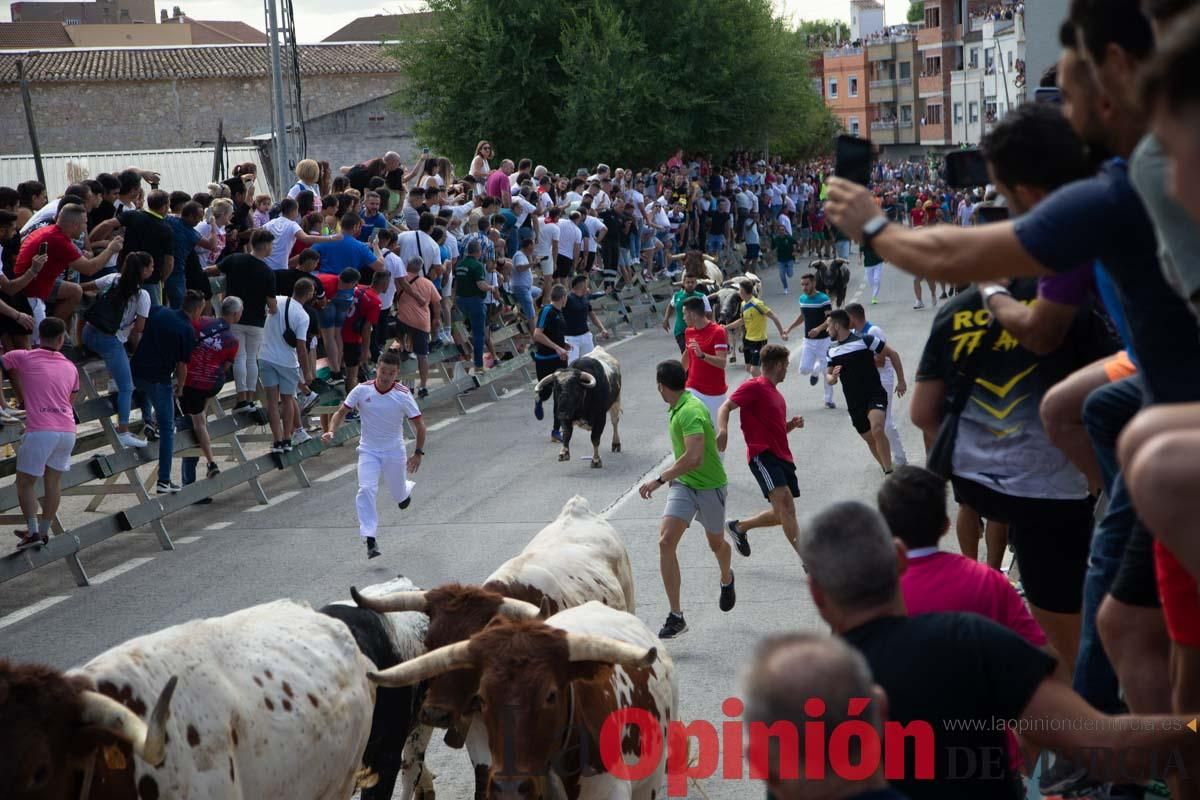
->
<box><xmin>902</xmin><ymin>551</ymin><xmax>1047</xmax><ymax>646</ymax></box>
<box><xmin>2</xmin><ymin>348</ymin><xmax>79</xmax><ymax>433</ymax></box>
<box><xmin>486</xmin><ymin>170</ymin><xmax>511</xmax><ymax>200</ymax></box>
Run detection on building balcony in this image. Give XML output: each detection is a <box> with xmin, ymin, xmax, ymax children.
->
<box><xmin>871</xmin><ymin>119</ymin><xmax>899</xmax><ymax>130</ymax></box>
<box><xmin>870</xmin><ymin>82</ymin><xmax>896</xmax><ymax>101</ymax></box>
<box><xmin>872</xmin><ymin>125</ymin><xmax>898</xmax><ymax>145</ymax></box>
<box><xmin>825</xmin><ymin>46</ymin><xmax>864</xmax><ymax>58</ymax></box>
<box><xmin>921</xmin><ymin>121</ymin><xmax>948</xmax><ymax>143</ymax></box>
<box><xmin>918</xmin><ymin>73</ymin><xmax>945</xmax><ymax>96</ymax></box>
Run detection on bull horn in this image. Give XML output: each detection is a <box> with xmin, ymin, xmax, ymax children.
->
<box><xmin>535</xmin><ymin>373</ymin><xmax>557</xmax><ymax>393</ymax></box>
<box><xmin>351</xmin><ymin>586</ymin><xmax>428</xmax><ymax>613</ymax></box>
<box><xmin>369</xmin><ymin>641</ymin><xmax>476</xmax><ymax>687</ymax></box>
<box><xmin>497</xmin><ymin>598</ymin><xmax>542</xmax><ymax>619</ymax></box>
<box><xmin>578</xmin><ymin>372</ymin><xmax>596</xmax><ymax>388</ymax></box>
<box><xmin>80</xmin><ymin>675</ymin><xmax>178</xmax><ymax>767</ymax></box>
<box><xmin>566</xmin><ymin>634</ymin><xmax>657</xmax><ymax>668</ymax></box>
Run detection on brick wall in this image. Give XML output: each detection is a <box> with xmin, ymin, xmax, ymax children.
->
<box><xmin>1</xmin><ymin>72</ymin><xmax>407</xmax><ymax>156</ymax></box>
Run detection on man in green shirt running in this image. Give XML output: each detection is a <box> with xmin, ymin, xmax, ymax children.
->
<box><xmin>862</xmin><ymin>242</ymin><xmax>884</xmax><ymax>304</ymax></box>
<box><xmin>639</xmin><ymin>359</ymin><xmax>735</xmax><ymax>639</ymax></box>
<box><xmin>661</xmin><ymin>273</ymin><xmax>711</xmax><ymax>353</ymax></box>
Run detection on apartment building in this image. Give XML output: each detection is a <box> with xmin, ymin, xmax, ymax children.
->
<box><xmin>950</xmin><ymin>13</ymin><xmax>1027</xmax><ymax>144</ymax></box>
<box><xmin>824</xmin><ymin>45</ymin><xmax>871</xmax><ymax>138</ymax></box>
<box><xmin>865</xmin><ymin>29</ymin><xmax>920</xmax><ymax>151</ymax></box>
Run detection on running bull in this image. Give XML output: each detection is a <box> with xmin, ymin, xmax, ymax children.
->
<box><xmin>368</xmin><ymin>601</ymin><xmax>678</xmax><ymax>800</ymax></box>
<box><xmin>0</xmin><ymin>599</ymin><xmax>375</xmax><ymax>800</ymax></box>
<box><xmin>534</xmin><ymin>346</ymin><xmax>622</xmax><ymax>468</ymax></box>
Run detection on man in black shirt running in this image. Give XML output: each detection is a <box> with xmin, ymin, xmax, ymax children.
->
<box><xmin>826</xmin><ymin>308</ymin><xmax>905</xmax><ymax>474</ymax></box>
<box><xmin>532</xmin><ymin>284</ymin><xmax>570</xmax><ymax>442</ymax></box>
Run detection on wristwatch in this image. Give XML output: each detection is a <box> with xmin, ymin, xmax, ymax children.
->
<box><xmin>861</xmin><ymin>215</ymin><xmax>890</xmax><ymax>245</ymax></box>
<box><xmin>980</xmin><ymin>284</ymin><xmax>1012</xmax><ymax>306</ymax></box>
<box><xmin>655</xmin><ymin>475</ymin><xmax>666</xmax><ymax>485</ymax></box>
<box><xmin>414</xmin><ymin>448</ymin><xmax>426</xmax><ymax>456</ymax></box>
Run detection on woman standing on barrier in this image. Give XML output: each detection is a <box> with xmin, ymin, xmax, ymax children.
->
<box><xmin>80</xmin><ymin>251</ymin><xmax>153</xmax><ymax>449</ymax></box>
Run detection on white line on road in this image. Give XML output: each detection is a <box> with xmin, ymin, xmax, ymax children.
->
<box><xmin>465</xmin><ymin>401</ymin><xmax>495</xmax><ymax>415</ymax></box>
<box><xmin>502</xmin><ymin>387</ymin><xmax>527</xmax><ymax>398</ymax></box>
<box><xmin>605</xmin><ymin>330</ymin><xmax>651</xmax><ymax>350</ymax></box>
<box><xmin>316</xmin><ymin>462</ymin><xmax>358</xmax><ymax>483</ymax></box>
<box><xmin>204</xmin><ymin>521</ymin><xmax>234</xmax><ymax>530</ymax></box>
<box><xmin>246</xmin><ymin>489</ymin><xmax>301</xmax><ymax>512</ymax></box>
<box><xmin>0</xmin><ymin>595</ymin><xmax>69</xmax><ymax>630</ymax></box>
<box><xmin>90</xmin><ymin>557</ymin><xmax>155</xmax><ymax>586</ymax></box>
<box><xmin>173</xmin><ymin>536</ymin><xmax>203</xmax><ymax>545</ymax></box>
<box><xmin>602</xmin><ymin>453</ymin><xmax>676</xmax><ymax>519</ymax></box>
<box><xmin>426</xmin><ymin>418</ymin><xmax>458</xmax><ymax>433</ymax></box>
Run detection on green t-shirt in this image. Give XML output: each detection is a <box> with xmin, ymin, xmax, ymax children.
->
<box><xmin>668</xmin><ymin>392</ymin><xmax>727</xmax><ymax>490</ymax></box>
<box><xmin>772</xmin><ymin>234</ymin><xmax>796</xmax><ymax>263</ymax></box>
<box><xmin>454</xmin><ymin>257</ymin><xmax>487</xmax><ymax>298</ymax></box>
<box><xmin>862</xmin><ymin>243</ymin><xmax>883</xmax><ymax>267</ymax></box>
<box><xmin>671</xmin><ymin>289</ymin><xmax>707</xmax><ymax>336</ymax></box>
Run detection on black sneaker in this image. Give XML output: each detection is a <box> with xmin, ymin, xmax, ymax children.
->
<box><xmin>809</xmin><ymin>375</ymin><xmax>818</xmax><ymax>387</ymax></box>
<box><xmin>726</xmin><ymin>520</ymin><xmax>751</xmax><ymax>557</ymax></box>
<box><xmin>534</xmin><ymin>399</ymin><xmax>544</xmax><ymax>420</ymax></box>
<box><xmin>366</xmin><ymin>537</ymin><xmax>381</xmax><ymax>559</ymax></box>
<box><xmin>282</xmin><ymin>440</ymin><xmax>293</xmax><ymax>453</ymax></box>
<box><xmin>330</xmin><ymin>371</ymin><xmax>345</xmax><ymax>384</ymax></box>
<box><xmin>417</xmin><ymin>387</ymin><xmax>429</xmax><ymax>399</ymax></box>
<box><xmin>233</xmin><ymin>400</ymin><xmax>251</xmax><ymax>411</ymax></box>
<box><xmin>144</xmin><ymin>422</ymin><xmax>159</xmax><ymax>441</ymax></box>
<box><xmin>719</xmin><ymin>572</ymin><xmax>737</xmax><ymax>612</ymax></box>
<box><xmin>270</xmin><ymin>441</ymin><xmax>287</xmax><ymax>454</ymax></box>
<box><xmin>658</xmin><ymin>612</ymin><xmax>688</xmax><ymax>639</ymax></box>
<box><xmin>206</xmin><ymin>462</ymin><xmax>220</xmax><ymax>479</ymax></box>
<box><xmin>155</xmin><ymin>481</ymin><xmax>181</xmax><ymax>494</ymax></box>
<box><xmin>398</xmin><ymin>497</ymin><xmax>411</xmax><ymax>510</ymax></box>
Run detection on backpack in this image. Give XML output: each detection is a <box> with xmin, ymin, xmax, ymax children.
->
<box><xmin>84</xmin><ymin>281</ymin><xmax>128</xmax><ymax>336</ymax></box>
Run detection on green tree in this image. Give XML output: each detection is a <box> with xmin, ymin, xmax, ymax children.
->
<box><xmin>796</xmin><ymin>18</ymin><xmax>851</xmax><ymax>45</ymax></box>
<box><xmin>908</xmin><ymin>1</ymin><xmax>926</xmax><ymax>24</ymax></box>
<box><xmin>391</xmin><ymin>0</ymin><xmax>837</xmax><ymax>170</ymax></box>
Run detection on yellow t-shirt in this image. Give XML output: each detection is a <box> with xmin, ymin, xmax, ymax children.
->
<box><xmin>742</xmin><ymin>297</ymin><xmax>771</xmax><ymax>342</ymax></box>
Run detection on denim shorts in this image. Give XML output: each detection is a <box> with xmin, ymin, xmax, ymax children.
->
<box><xmin>258</xmin><ymin>359</ymin><xmax>300</xmax><ymax>395</ymax></box>
<box><xmin>319</xmin><ymin>289</ymin><xmax>354</xmax><ymax>329</ymax></box>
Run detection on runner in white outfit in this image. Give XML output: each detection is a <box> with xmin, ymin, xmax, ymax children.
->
<box><xmin>849</xmin><ymin>305</ymin><xmax>908</xmax><ymax>466</ymax></box>
<box><xmin>322</xmin><ymin>352</ymin><xmax>426</xmax><ymax>558</ymax></box>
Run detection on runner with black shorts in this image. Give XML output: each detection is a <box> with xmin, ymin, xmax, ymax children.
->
<box><xmin>826</xmin><ymin>309</ymin><xmax>902</xmax><ymax>473</ymax></box>
<box><xmin>716</xmin><ymin>344</ymin><xmax>803</xmax><ymax>556</ymax></box>
<box><xmin>531</xmin><ymin>284</ymin><xmax>570</xmax><ymax>442</ymax></box>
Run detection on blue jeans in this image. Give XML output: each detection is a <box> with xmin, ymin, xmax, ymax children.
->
<box><xmin>706</xmin><ymin>234</ymin><xmax>726</xmax><ymax>254</ymax></box>
<box><xmin>164</xmin><ymin>274</ymin><xmax>186</xmax><ymax>310</ymax></box>
<box><xmin>510</xmin><ymin>286</ymin><xmax>535</xmax><ymax>323</ymax></box>
<box><xmin>778</xmin><ymin>260</ymin><xmax>794</xmax><ymax>290</ymax></box>
<box><xmin>176</xmin><ymin>415</ymin><xmax>199</xmax><ymax>486</ymax></box>
<box><xmin>83</xmin><ymin>324</ymin><xmax>133</xmax><ymax>426</ymax></box>
<box><xmin>835</xmin><ymin>239</ymin><xmax>851</xmax><ymax>260</ymax></box>
<box><xmin>134</xmin><ymin>378</ymin><xmax>175</xmax><ymax>483</ymax></box>
<box><xmin>1073</xmin><ymin>375</ymin><xmax>1144</xmax><ymax>713</ymax></box>
<box><xmin>144</xmin><ymin>283</ymin><xmax>162</xmax><ymax>307</ymax></box>
<box><xmin>457</xmin><ymin>296</ymin><xmax>487</xmax><ymax>368</ymax></box>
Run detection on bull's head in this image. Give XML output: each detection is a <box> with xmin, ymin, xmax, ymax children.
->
<box><xmin>710</xmin><ymin>288</ymin><xmax>741</xmax><ymax>326</ymax></box>
<box><xmin>0</xmin><ymin>662</ymin><xmax>176</xmax><ymax>800</ymax></box>
<box><xmin>351</xmin><ymin>584</ymin><xmax>540</xmax><ymax>734</ymax></box>
<box><xmin>367</xmin><ymin>619</ymin><xmax>657</xmax><ymax>800</ymax></box>
<box><xmin>534</xmin><ymin>369</ymin><xmax>595</xmax><ymax>424</ymax></box>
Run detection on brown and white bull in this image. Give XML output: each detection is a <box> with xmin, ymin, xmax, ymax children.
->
<box><xmin>369</xmin><ymin>601</ymin><xmax>678</xmax><ymax>800</ymax></box>
<box><xmin>352</xmin><ymin>495</ymin><xmax>635</xmax><ymax>797</ymax></box>
<box><xmin>0</xmin><ymin>599</ymin><xmax>376</xmax><ymax>800</ymax></box>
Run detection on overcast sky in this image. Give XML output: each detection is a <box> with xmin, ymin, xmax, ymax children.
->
<box><xmin>2</xmin><ymin>0</ymin><xmax>913</xmax><ymax>44</ymax></box>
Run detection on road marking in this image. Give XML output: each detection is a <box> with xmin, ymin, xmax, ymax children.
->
<box><xmin>91</xmin><ymin>557</ymin><xmax>154</xmax><ymax>586</ymax></box>
<box><xmin>316</xmin><ymin>462</ymin><xmax>358</xmax><ymax>483</ymax></box>
<box><xmin>246</xmin><ymin>489</ymin><xmax>301</xmax><ymax>512</ymax></box>
<box><xmin>602</xmin><ymin>453</ymin><xmax>677</xmax><ymax>519</ymax></box>
<box><xmin>173</xmin><ymin>536</ymin><xmax>202</xmax><ymax>545</ymax></box>
<box><xmin>503</xmin><ymin>387</ymin><xmax>527</xmax><ymax>399</ymax></box>
<box><xmin>0</xmin><ymin>595</ymin><xmax>69</xmax><ymax>630</ymax></box>
<box><xmin>465</xmin><ymin>401</ymin><xmax>495</xmax><ymax>415</ymax></box>
<box><xmin>426</xmin><ymin>418</ymin><xmax>457</xmax><ymax>433</ymax></box>
<box><xmin>204</xmin><ymin>521</ymin><xmax>233</xmax><ymax>530</ymax></box>
<box><xmin>605</xmin><ymin>330</ymin><xmax>650</xmax><ymax>350</ymax></box>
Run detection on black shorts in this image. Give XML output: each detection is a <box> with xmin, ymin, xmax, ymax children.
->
<box><xmin>584</xmin><ymin>251</ymin><xmax>597</xmax><ymax>272</ymax></box>
<box><xmin>534</xmin><ymin>356</ymin><xmax>561</xmax><ymax>381</ymax></box>
<box><xmin>1110</xmin><ymin>524</ymin><xmax>1161</xmax><ymax>608</ymax></box>
<box><xmin>396</xmin><ymin>322</ymin><xmax>430</xmax><ymax>357</ymax></box>
<box><xmin>180</xmin><ymin>385</ymin><xmax>218</xmax><ymax>416</ymax></box>
<box><xmin>951</xmin><ymin>476</ymin><xmax>1093</xmax><ymax>614</ymax></box>
<box><xmin>0</xmin><ymin>292</ymin><xmax>31</xmax><ymax>338</ymax></box>
<box><xmin>743</xmin><ymin>339</ymin><xmax>766</xmax><ymax>367</ymax></box>
<box><xmin>674</xmin><ymin>332</ymin><xmax>687</xmax><ymax>353</ymax></box>
<box><xmin>343</xmin><ymin>342</ymin><xmax>364</xmax><ymax>367</ymax></box>
<box><xmin>555</xmin><ymin>254</ymin><xmax>574</xmax><ymax>279</ymax></box>
<box><xmin>749</xmin><ymin>450</ymin><xmax>800</xmax><ymax>499</ymax></box>
<box><xmin>848</xmin><ymin>393</ymin><xmax>888</xmax><ymax>434</ymax></box>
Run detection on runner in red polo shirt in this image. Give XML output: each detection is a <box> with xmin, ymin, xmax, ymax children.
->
<box><xmin>716</xmin><ymin>343</ymin><xmax>804</xmax><ymax>557</ymax></box>
<box><xmin>680</xmin><ymin>296</ymin><xmax>728</xmax><ymax>423</ymax></box>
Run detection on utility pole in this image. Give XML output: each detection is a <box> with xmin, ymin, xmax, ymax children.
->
<box><xmin>16</xmin><ymin>59</ymin><xmax>45</xmax><ymax>186</ymax></box>
<box><xmin>265</xmin><ymin>0</ymin><xmax>289</xmax><ymax>197</ymax></box>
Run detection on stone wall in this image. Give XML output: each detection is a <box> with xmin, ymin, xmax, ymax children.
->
<box><xmin>304</xmin><ymin>93</ymin><xmax>420</xmax><ymax>172</ymax></box>
<box><xmin>1</xmin><ymin>72</ymin><xmax>407</xmax><ymax>156</ymax></box>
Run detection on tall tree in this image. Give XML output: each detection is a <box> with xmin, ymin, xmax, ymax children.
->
<box><xmin>797</xmin><ymin>18</ymin><xmax>851</xmax><ymax>45</ymax></box>
<box><xmin>908</xmin><ymin>2</ymin><xmax>926</xmax><ymax>23</ymax></box>
<box><xmin>391</xmin><ymin>0</ymin><xmax>837</xmax><ymax>170</ymax></box>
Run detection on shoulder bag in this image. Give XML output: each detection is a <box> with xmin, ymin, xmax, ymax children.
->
<box><xmin>84</xmin><ymin>281</ymin><xmax>128</xmax><ymax>336</ymax></box>
<box><xmin>281</xmin><ymin>297</ymin><xmax>299</xmax><ymax>348</ymax></box>
<box><xmin>926</xmin><ymin>322</ymin><xmax>1004</xmax><ymax>480</ymax></box>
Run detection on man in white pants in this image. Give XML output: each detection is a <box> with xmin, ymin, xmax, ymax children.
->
<box><xmin>863</xmin><ymin>242</ymin><xmax>885</xmax><ymax>304</ymax></box>
<box><xmin>846</xmin><ymin>303</ymin><xmax>908</xmax><ymax>466</ymax></box>
<box><xmin>784</xmin><ymin>273</ymin><xmax>836</xmax><ymax>408</ymax></box>
<box><xmin>322</xmin><ymin>351</ymin><xmax>426</xmax><ymax>559</ymax></box>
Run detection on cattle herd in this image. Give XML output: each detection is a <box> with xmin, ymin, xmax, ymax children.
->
<box><xmin>1</xmin><ymin>496</ymin><xmax>677</xmax><ymax>800</ymax></box>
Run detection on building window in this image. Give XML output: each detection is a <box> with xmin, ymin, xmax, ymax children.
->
<box><xmin>924</xmin><ymin>56</ymin><xmax>941</xmax><ymax>77</ymax></box>
<box><xmin>925</xmin><ymin>6</ymin><xmax>940</xmax><ymax>28</ymax></box>
<box><xmin>969</xmin><ymin>101</ymin><xmax>979</xmax><ymax>122</ymax></box>
<box><xmin>850</xmin><ymin>117</ymin><xmax>861</xmax><ymax>136</ymax></box>
<box><xmin>926</xmin><ymin>104</ymin><xmax>943</xmax><ymax>124</ymax></box>
<box><xmin>899</xmin><ymin>61</ymin><xmax>911</xmax><ymax>79</ymax></box>
<box><xmin>969</xmin><ymin>48</ymin><xmax>978</xmax><ymax>68</ymax></box>
<box><xmin>849</xmin><ymin>76</ymin><xmax>859</xmax><ymax>97</ymax></box>
<box><xmin>985</xmin><ymin>49</ymin><xmax>995</xmax><ymax>73</ymax></box>
<box><xmin>812</xmin><ymin>77</ymin><xmax>823</xmax><ymax>95</ymax></box>
<box><xmin>985</xmin><ymin>100</ymin><xmax>998</xmax><ymax>122</ymax></box>
<box><xmin>900</xmin><ymin>104</ymin><xmax>913</xmax><ymax>123</ymax></box>
<box><xmin>954</xmin><ymin>102</ymin><xmax>963</xmax><ymax>123</ymax></box>
<box><xmin>1007</xmin><ymin>51</ymin><xmax>1014</xmax><ymax>70</ymax></box>
<box><xmin>829</xmin><ymin>79</ymin><xmax>838</xmax><ymax>98</ymax></box>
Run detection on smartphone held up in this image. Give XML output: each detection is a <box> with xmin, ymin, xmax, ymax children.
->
<box><xmin>834</xmin><ymin>135</ymin><xmax>874</xmax><ymax>186</ymax></box>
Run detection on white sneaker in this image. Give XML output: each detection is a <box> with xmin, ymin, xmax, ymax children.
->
<box><xmin>117</xmin><ymin>431</ymin><xmax>148</xmax><ymax>448</ymax></box>
<box><xmin>298</xmin><ymin>391</ymin><xmax>320</xmax><ymax>414</ymax></box>
<box><xmin>912</xmin><ymin>301</ymin><xmax>925</xmax><ymax>309</ymax></box>
<box><xmin>0</xmin><ymin>407</ymin><xmax>23</xmax><ymax>425</ymax></box>
<box><xmin>291</xmin><ymin>428</ymin><xmax>313</xmax><ymax>446</ymax></box>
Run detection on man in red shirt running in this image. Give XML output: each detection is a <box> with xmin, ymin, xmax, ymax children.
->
<box><xmin>681</xmin><ymin>297</ymin><xmax>728</xmax><ymax>423</ymax></box>
<box><xmin>716</xmin><ymin>344</ymin><xmax>803</xmax><ymax>557</ymax></box>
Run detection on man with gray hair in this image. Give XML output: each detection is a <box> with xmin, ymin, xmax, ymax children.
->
<box><xmin>740</xmin><ymin>632</ymin><xmax>902</xmax><ymax>799</ymax></box>
<box><xmin>799</xmin><ymin>500</ymin><xmax>1200</xmax><ymax>799</ymax></box>
<box><xmin>179</xmin><ymin>294</ymin><xmax>244</xmax><ymax>501</ymax></box>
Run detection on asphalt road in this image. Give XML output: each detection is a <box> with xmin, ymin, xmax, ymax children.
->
<box><xmin>0</xmin><ymin>254</ymin><xmax>945</xmax><ymax>798</ymax></box>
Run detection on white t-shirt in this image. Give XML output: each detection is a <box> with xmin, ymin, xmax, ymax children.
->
<box><xmin>263</xmin><ymin>217</ymin><xmax>303</xmax><ymax>269</ymax></box>
<box><xmin>535</xmin><ymin>221</ymin><xmax>560</xmax><ymax>260</ymax></box>
<box><xmin>287</xmin><ymin>180</ymin><xmax>320</xmax><ymax>200</ymax></box>
<box><xmin>397</xmin><ymin>231</ymin><xmax>442</xmax><ymax>277</ymax></box>
<box><xmin>511</xmin><ymin>195</ymin><xmax>537</xmax><ymax>227</ymax></box>
<box><xmin>92</xmin><ymin>274</ymin><xmax>151</xmax><ymax>343</ymax></box>
<box><xmin>777</xmin><ymin>213</ymin><xmax>793</xmax><ymax>237</ymax></box>
<box><xmin>377</xmin><ymin>251</ymin><xmax>406</xmax><ymax>309</ymax></box>
<box><xmin>343</xmin><ymin>380</ymin><xmax>421</xmax><ymax>452</ymax></box>
<box><xmin>193</xmin><ymin>220</ymin><xmax>225</xmax><ymax>267</ymax></box>
<box><xmin>557</xmin><ymin>218</ymin><xmax>582</xmax><ymax>259</ymax></box>
<box><xmin>20</xmin><ymin>199</ymin><xmax>58</xmax><ymax>235</ymax></box>
<box><xmin>592</xmin><ymin>190</ymin><xmax>611</xmax><ymax>212</ymax></box>
<box><xmin>260</xmin><ymin>295</ymin><xmax>310</xmax><ymax>369</ymax></box>
<box><xmin>861</xmin><ymin>322</ymin><xmax>896</xmax><ymax>383</ymax></box>
<box><xmin>582</xmin><ymin>216</ymin><xmax>605</xmax><ymax>253</ymax></box>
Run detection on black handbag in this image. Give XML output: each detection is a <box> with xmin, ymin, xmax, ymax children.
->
<box><xmin>926</xmin><ymin>321</ymin><xmax>1004</xmax><ymax>480</ymax></box>
<box><xmin>281</xmin><ymin>298</ymin><xmax>299</xmax><ymax>348</ymax></box>
<box><xmin>84</xmin><ymin>282</ymin><xmax>127</xmax><ymax>336</ymax></box>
